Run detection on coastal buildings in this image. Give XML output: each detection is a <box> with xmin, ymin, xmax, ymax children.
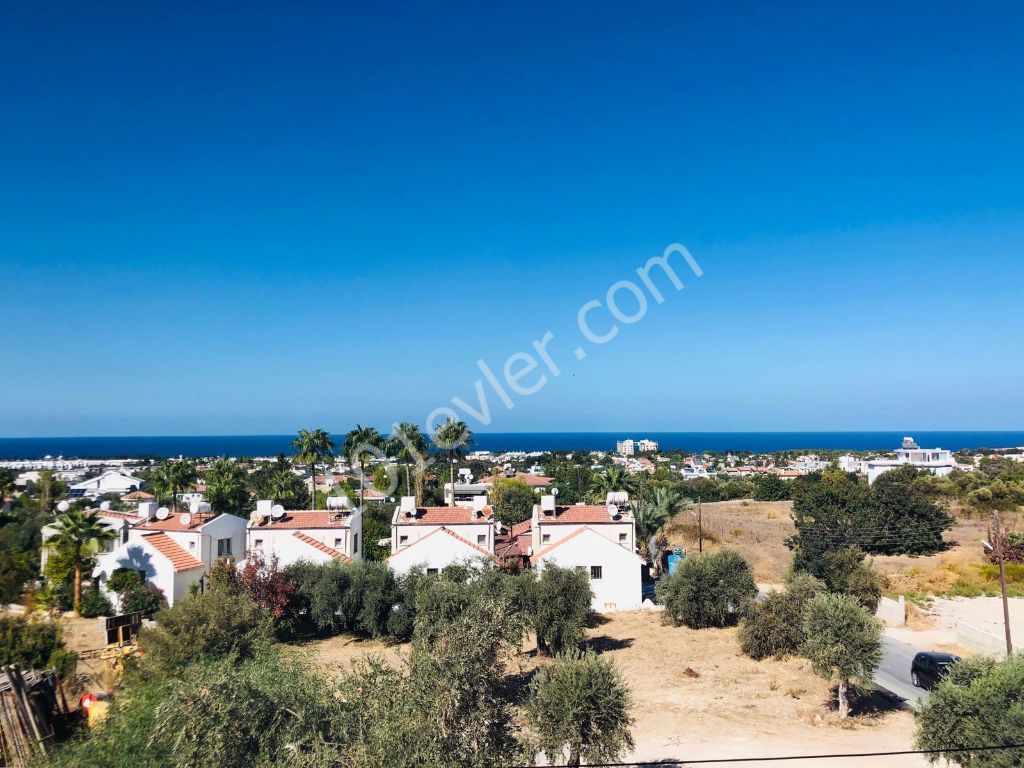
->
<box><xmin>443</xmin><ymin>469</ymin><xmax>553</xmax><ymax>506</ymax></box>
<box><xmin>616</xmin><ymin>438</ymin><xmax>659</xmax><ymax>456</ymax></box>
<box><xmin>69</xmin><ymin>469</ymin><xmax>145</xmax><ymax>498</ymax></box>
<box><xmin>388</xmin><ymin>496</ymin><xmax>497</xmax><ymax>574</ymax></box>
<box><xmin>839</xmin><ymin>437</ymin><xmax>960</xmax><ymax>484</ymax></box>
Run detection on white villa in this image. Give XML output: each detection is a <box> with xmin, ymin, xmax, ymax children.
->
<box><xmin>245</xmin><ymin>498</ymin><xmax>362</xmax><ymax>568</ymax></box>
<box><xmin>69</xmin><ymin>470</ymin><xmax>144</xmax><ymax>498</ymax></box>
<box><xmin>443</xmin><ymin>469</ymin><xmax>552</xmax><ymax>506</ymax></box>
<box><xmin>388</xmin><ymin>496</ymin><xmax>497</xmax><ymax>574</ymax></box>
<box><xmin>93</xmin><ymin>502</ymin><xmax>247</xmax><ymax>606</ymax></box>
<box><xmin>529</xmin><ymin>492</ymin><xmax>643</xmax><ymax>612</ymax></box>
<box><xmin>840</xmin><ymin>437</ymin><xmax>960</xmax><ymax>484</ymax></box>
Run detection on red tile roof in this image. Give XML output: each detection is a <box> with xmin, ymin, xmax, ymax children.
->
<box><xmin>540</xmin><ymin>505</ymin><xmax>630</xmax><ymax>524</ymax></box>
<box><xmin>292</xmin><ymin>532</ymin><xmax>351</xmax><ymax>562</ymax></box>
<box><xmin>389</xmin><ymin>526</ymin><xmax>497</xmax><ymax>562</ymax></box>
<box><xmin>510</xmin><ymin>520</ymin><xmax>532</xmax><ymax>537</ymax></box>
<box><xmin>249</xmin><ymin>510</ymin><xmax>353</xmax><ymax>529</ymax></box>
<box><xmin>92</xmin><ymin>509</ymin><xmax>141</xmax><ymax>522</ymax></box>
<box><xmin>141</xmin><ymin>532</ymin><xmax>204</xmax><ymax>572</ymax></box>
<box><xmin>397</xmin><ymin>506</ymin><xmax>493</xmax><ymax>526</ymax></box>
<box><xmin>137</xmin><ymin>513</ymin><xmax>217</xmax><ymax>532</ymax></box>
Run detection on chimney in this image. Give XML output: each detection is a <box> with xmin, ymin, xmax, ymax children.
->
<box><xmin>399</xmin><ymin>496</ymin><xmax>417</xmax><ymax>518</ymax></box>
<box><xmin>540</xmin><ymin>494</ymin><xmax>556</xmax><ymax>514</ymax></box>
<box><xmin>138</xmin><ymin>501</ymin><xmax>157</xmax><ymax>520</ymax></box>
<box><xmin>472</xmin><ymin>495</ymin><xmax>488</xmax><ymax>518</ymax></box>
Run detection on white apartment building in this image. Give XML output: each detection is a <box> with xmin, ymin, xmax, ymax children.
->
<box><xmin>637</xmin><ymin>439</ymin><xmax>659</xmax><ymax>453</ymax></box>
<box><xmin>616</xmin><ymin>439</ymin><xmax>636</xmax><ymax>456</ymax></box>
<box><xmin>69</xmin><ymin>470</ymin><xmax>145</xmax><ymax>498</ymax></box>
<box><xmin>840</xmin><ymin>437</ymin><xmax>959</xmax><ymax>484</ymax></box>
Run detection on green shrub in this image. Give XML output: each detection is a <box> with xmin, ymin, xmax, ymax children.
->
<box><xmin>120</xmin><ymin>583</ymin><xmax>167</xmax><ymax>618</ymax></box>
<box><xmin>658</xmin><ymin>548</ymin><xmax>757</xmax><ymax>629</ymax></box>
<box><xmin>0</xmin><ymin>614</ymin><xmax>75</xmax><ymax>678</ymax></box>
<box><xmin>738</xmin><ymin>573</ymin><xmax>824</xmax><ymax>660</ymax></box>
<box><xmin>845</xmin><ymin>561</ymin><xmax>883</xmax><ymax>612</ymax></box>
<box><xmin>915</xmin><ymin>655</ymin><xmax>1024</xmax><ymax>766</ymax></box>
<box><xmin>107</xmin><ymin>567</ymin><xmax>143</xmax><ymax>595</ymax></box>
<box><xmin>79</xmin><ymin>586</ymin><xmax>114</xmax><ymax>618</ymax></box>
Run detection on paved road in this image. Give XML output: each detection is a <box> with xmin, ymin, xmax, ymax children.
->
<box><xmin>875</xmin><ymin>634</ymin><xmax>928</xmax><ymax>707</ymax></box>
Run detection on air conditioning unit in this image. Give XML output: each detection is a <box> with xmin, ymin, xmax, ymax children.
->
<box><xmin>399</xmin><ymin>496</ymin><xmax>417</xmax><ymax>517</ymax></box>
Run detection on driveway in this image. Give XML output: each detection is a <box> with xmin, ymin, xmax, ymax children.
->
<box><xmin>875</xmin><ymin>633</ymin><xmax>928</xmax><ymax>707</ymax></box>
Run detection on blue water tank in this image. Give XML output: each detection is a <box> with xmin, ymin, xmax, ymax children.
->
<box><xmin>667</xmin><ymin>548</ymin><xmax>686</xmax><ymax>575</ymax></box>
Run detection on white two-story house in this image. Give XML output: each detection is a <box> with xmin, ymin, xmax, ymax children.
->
<box><xmin>388</xmin><ymin>496</ymin><xmax>497</xmax><ymax>574</ymax></box>
<box><xmin>529</xmin><ymin>492</ymin><xmax>643</xmax><ymax>612</ymax></box>
<box><xmin>94</xmin><ymin>502</ymin><xmax>247</xmax><ymax>606</ymax></box>
<box><xmin>244</xmin><ymin>498</ymin><xmax>362</xmax><ymax>568</ymax></box>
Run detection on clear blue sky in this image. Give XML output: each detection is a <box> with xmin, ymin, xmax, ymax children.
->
<box><xmin>2</xmin><ymin>1</ymin><xmax>1022</xmax><ymax>436</ymax></box>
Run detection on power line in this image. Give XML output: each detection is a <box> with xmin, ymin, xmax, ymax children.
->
<box><xmin>516</xmin><ymin>742</ymin><xmax>1024</xmax><ymax>767</ymax></box>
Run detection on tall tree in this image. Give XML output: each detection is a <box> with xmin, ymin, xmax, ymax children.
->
<box><xmin>635</xmin><ymin>486</ymin><xmax>686</xmax><ymax>559</ymax></box>
<box><xmin>46</xmin><ymin>509</ymin><xmax>117</xmax><ymax>614</ymax></box>
<box><xmin>343</xmin><ymin>425</ymin><xmax>383</xmax><ymax>511</ymax></box>
<box><xmin>292</xmin><ymin>428</ymin><xmax>336</xmax><ymax>510</ymax></box>
<box><xmin>431</xmin><ymin>418</ymin><xmax>474</xmax><ymax>507</ymax></box>
<box><xmin>203</xmin><ymin>458</ymin><xmax>249</xmax><ymax>516</ymax></box>
<box><xmin>801</xmin><ymin>592</ymin><xmax>882</xmax><ymax>718</ymax></box>
<box><xmin>388</xmin><ymin>422</ymin><xmax>428</xmax><ymax>499</ymax></box>
<box><xmin>588</xmin><ymin>466</ymin><xmax>633</xmax><ymax>503</ymax></box>
<box><xmin>526</xmin><ymin>650</ymin><xmax>634</xmax><ymax>767</ymax></box>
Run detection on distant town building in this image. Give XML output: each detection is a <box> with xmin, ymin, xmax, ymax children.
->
<box><xmin>69</xmin><ymin>470</ymin><xmax>144</xmax><ymax>498</ymax></box>
<box><xmin>637</xmin><ymin>438</ymin><xmax>659</xmax><ymax>453</ymax></box>
<box><xmin>840</xmin><ymin>437</ymin><xmax>960</xmax><ymax>484</ymax></box>
<box><xmin>616</xmin><ymin>439</ymin><xmax>636</xmax><ymax>456</ymax></box>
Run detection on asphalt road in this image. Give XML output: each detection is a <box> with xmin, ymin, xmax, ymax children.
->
<box><xmin>875</xmin><ymin>634</ymin><xmax>928</xmax><ymax>707</ymax></box>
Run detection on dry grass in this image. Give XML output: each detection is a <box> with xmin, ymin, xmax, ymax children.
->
<box><xmin>663</xmin><ymin>500</ymin><xmax>796</xmax><ymax>582</ymax></box>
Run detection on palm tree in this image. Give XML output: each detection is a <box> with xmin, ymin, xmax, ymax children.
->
<box><xmin>388</xmin><ymin>422</ymin><xmax>428</xmax><ymax>499</ymax></box>
<box><xmin>431</xmin><ymin>418</ymin><xmax>474</xmax><ymax>507</ymax></box>
<box><xmin>589</xmin><ymin>466</ymin><xmax>634</xmax><ymax>503</ymax></box>
<box><xmin>635</xmin><ymin>486</ymin><xmax>688</xmax><ymax>559</ymax></box>
<box><xmin>46</xmin><ymin>509</ymin><xmax>117</xmax><ymax>614</ymax></box>
<box><xmin>148</xmin><ymin>460</ymin><xmax>198</xmax><ymax>513</ymax></box>
<box><xmin>292</xmin><ymin>428</ymin><xmax>336</xmax><ymax>510</ymax></box>
<box><xmin>342</xmin><ymin>425</ymin><xmax>383</xmax><ymax>511</ymax></box>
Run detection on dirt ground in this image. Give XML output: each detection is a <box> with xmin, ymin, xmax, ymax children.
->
<box><xmin>308</xmin><ymin>611</ymin><xmax>923</xmax><ymax>766</ymax></box>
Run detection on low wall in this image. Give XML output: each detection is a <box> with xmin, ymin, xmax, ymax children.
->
<box><xmin>876</xmin><ymin>595</ymin><xmax>906</xmax><ymax>626</ymax></box>
<box><xmin>956</xmin><ymin>620</ymin><xmax>1020</xmax><ymax>657</ymax></box>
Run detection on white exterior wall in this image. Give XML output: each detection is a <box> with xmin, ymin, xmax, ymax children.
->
<box><xmin>392</xmin><ymin>522</ymin><xmax>493</xmax><ymax>553</ymax></box>
<box><xmin>71</xmin><ymin>471</ymin><xmax>143</xmax><ymax>494</ymax></box>
<box><xmin>535</xmin><ymin>527</ymin><xmax>642</xmax><ymax>612</ymax></box>
<box><xmin>93</xmin><ymin>538</ymin><xmax>202</xmax><ymax>608</ymax></box>
<box><xmin>388</xmin><ymin>532</ymin><xmax>493</xmax><ymax>575</ymax></box>
<box><xmin>533</xmin><ymin>518</ymin><xmax>634</xmax><ymax>554</ymax></box>
<box><xmin>200</xmin><ymin>513</ymin><xmax>248</xmax><ymax>562</ymax></box>
<box><xmin>248</xmin><ymin>529</ymin><xmax>345</xmax><ymax>567</ymax></box>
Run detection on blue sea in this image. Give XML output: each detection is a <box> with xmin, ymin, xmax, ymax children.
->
<box><xmin>0</xmin><ymin>431</ymin><xmax>1022</xmax><ymax>460</ymax></box>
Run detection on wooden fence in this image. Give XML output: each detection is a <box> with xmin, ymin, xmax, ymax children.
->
<box><xmin>0</xmin><ymin>666</ymin><xmax>70</xmax><ymax>767</ymax></box>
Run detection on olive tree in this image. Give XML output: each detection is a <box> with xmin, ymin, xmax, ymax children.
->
<box><xmin>532</xmin><ymin>564</ymin><xmax>592</xmax><ymax>655</ymax></box>
<box><xmin>738</xmin><ymin>572</ymin><xmax>824</xmax><ymax>660</ymax></box>
<box><xmin>915</xmin><ymin>655</ymin><xmax>1024</xmax><ymax>768</ymax></box>
<box><xmin>526</xmin><ymin>650</ymin><xmax>634</xmax><ymax>767</ymax></box>
<box><xmin>801</xmin><ymin>592</ymin><xmax>882</xmax><ymax>718</ymax></box>
<box><xmin>657</xmin><ymin>548</ymin><xmax>757</xmax><ymax>629</ymax></box>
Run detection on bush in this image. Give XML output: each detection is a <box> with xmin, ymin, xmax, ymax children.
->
<box><xmin>490</xmin><ymin>478</ymin><xmax>536</xmax><ymax>526</ymax></box>
<box><xmin>845</xmin><ymin>561</ymin><xmax>883</xmax><ymax>612</ymax></box>
<box><xmin>286</xmin><ymin>560</ymin><xmax>403</xmax><ymax>638</ymax></box>
<box><xmin>801</xmin><ymin>593</ymin><xmax>882</xmax><ymax>718</ymax></box>
<box><xmin>526</xmin><ymin>650</ymin><xmax>634</xmax><ymax>766</ymax></box>
<box><xmin>738</xmin><ymin>573</ymin><xmax>824</xmax><ymax>660</ymax></box>
<box><xmin>138</xmin><ymin>584</ymin><xmax>273</xmax><ymax>675</ymax></box>
<box><xmin>532</xmin><ymin>564</ymin><xmax>591</xmax><ymax>655</ymax></box>
<box><xmin>915</xmin><ymin>655</ymin><xmax>1024</xmax><ymax>766</ymax></box>
<box><xmin>107</xmin><ymin>567</ymin><xmax>143</xmax><ymax>595</ymax></box>
<box><xmin>120</xmin><ymin>583</ymin><xmax>167</xmax><ymax>618</ymax></box>
<box><xmin>658</xmin><ymin>549</ymin><xmax>757</xmax><ymax>629</ymax></box>
<box><xmin>79</xmin><ymin>586</ymin><xmax>114</xmax><ymax>618</ymax></box>
<box><xmin>754</xmin><ymin>474</ymin><xmax>790</xmax><ymax>502</ymax></box>
<box><xmin>0</xmin><ymin>614</ymin><xmax>76</xmax><ymax>678</ymax></box>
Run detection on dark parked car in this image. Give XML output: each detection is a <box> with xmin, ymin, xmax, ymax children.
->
<box><xmin>911</xmin><ymin>652</ymin><xmax>961</xmax><ymax>689</ymax></box>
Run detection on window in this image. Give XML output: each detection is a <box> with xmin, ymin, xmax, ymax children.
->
<box><xmin>426</xmin><ymin>568</ymin><xmax>439</xmax><ymax>576</ymax></box>
<box><xmin>399</xmin><ymin>535</ymin><xmax>408</xmax><ymax>545</ymax></box>
<box><xmin>618</xmin><ymin>532</ymin><xmax>627</xmax><ymax>542</ymax></box>
<box><xmin>542</xmin><ymin>534</ymin><xmax>551</xmax><ymax>544</ymax></box>
<box><xmin>334</xmin><ymin>538</ymin><xmax>343</xmax><ymax>548</ymax></box>
<box><xmin>354</xmin><ymin>533</ymin><xmax>359</xmax><ymax>553</ymax></box>
<box><xmin>188</xmin><ymin>541</ymin><xmax>196</xmax><ymax>551</ymax></box>
<box><xmin>590</xmin><ymin>566</ymin><xmax>603</xmax><ymax>580</ymax></box>
<box><xmin>254</xmin><ymin>539</ymin><xmax>263</xmax><ymax>549</ymax></box>
<box><xmin>217</xmin><ymin>538</ymin><xmax>232</xmax><ymax>556</ymax></box>
<box><xmin>477</xmin><ymin>534</ymin><xmax>486</xmax><ymax>545</ymax></box>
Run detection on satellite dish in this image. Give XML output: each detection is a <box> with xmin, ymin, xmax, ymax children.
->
<box><xmin>551</xmin><ymin>487</ymin><xmax>559</xmax><ymax>496</ymax></box>
<box><xmin>179</xmin><ymin>513</ymin><xmax>192</xmax><ymax>527</ymax></box>
<box><xmin>156</xmin><ymin>507</ymin><xmax>170</xmax><ymax>520</ymax></box>
<box><xmin>57</xmin><ymin>500</ymin><xmax>70</xmax><ymax>513</ymax></box>
<box><xmin>99</xmin><ymin>501</ymin><xmax>112</xmax><ymax>511</ymax></box>
<box><xmin>271</xmin><ymin>504</ymin><xmax>285</xmax><ymax>519</ymax></box>
<box><xmin>189</xmin><ymin>500</ymin><xmax>201</xmax><ymax>514</ymax></box>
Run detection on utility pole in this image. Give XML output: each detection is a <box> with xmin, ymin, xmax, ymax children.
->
<box><xmin>993</xmin><ymin>511</ymin><xmax>1014</xmax><ymax>656</ymax></box>
<box><xmin>698</xmin><ymin>495</ymin><xmax>703</xmax><ymax>554</ymax></box>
